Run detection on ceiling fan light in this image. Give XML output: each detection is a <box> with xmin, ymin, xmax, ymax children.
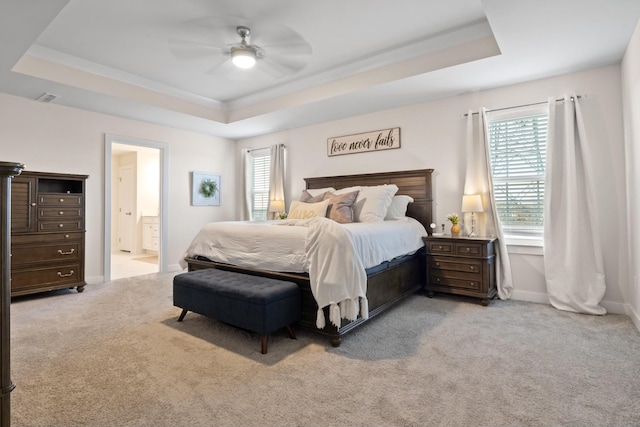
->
<box><xmin>231</xmin><ymin>48</ymin><xmax>256</xmax><ymax>69</ymax></box>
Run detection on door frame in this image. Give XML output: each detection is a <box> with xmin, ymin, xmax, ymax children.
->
<box><xmin>104</xmin><ymin>134</ymin><xmax>169</xmax><ymax>282</ymax></box>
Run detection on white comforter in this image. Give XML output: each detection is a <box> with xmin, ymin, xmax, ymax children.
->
<box><xmin>181</xmin><ymin>217</ymin><xmax>427</xmax><ymax>328</ymax></box>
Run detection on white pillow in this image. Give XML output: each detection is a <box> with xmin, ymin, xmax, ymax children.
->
<box><xmin>287</xmin><ymin>199</ymin><xmax>330</xmax><ymax>219</ymax></box>
<box><xmin>356</xmin><ymin>184</ymin><xmax>398</xmax><ymax>222</ymax></box>
<box><xmin>306</xmin><ymin>187</ymin><xmax>336</xmax><ymax>197</ymax></box>
<box><xmin>385</xmin><ymin>195</ymin><xmax>414</xmax><ymax>220</ymax></box>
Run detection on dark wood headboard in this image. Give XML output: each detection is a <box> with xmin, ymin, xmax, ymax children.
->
<box><xmin>304</xmin><ymin>169</ymin><xmax>434</xmax><ymax>233</ymax></box>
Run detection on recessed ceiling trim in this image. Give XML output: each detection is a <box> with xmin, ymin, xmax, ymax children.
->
<box><xmin>227</xmin><ymin>34</ymin><xmax>501</xmax><ymax>124</ymax></box>
<box><xmin>12</xmin><ymin>55</ymin><xmax>228</xmax><ymax>123</ymax></box>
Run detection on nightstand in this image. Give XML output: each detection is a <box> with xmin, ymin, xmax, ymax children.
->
<box><xmin>422</xmin><ymin>235</ymin><xmax>497</xmax><ymax>306</ymax></box>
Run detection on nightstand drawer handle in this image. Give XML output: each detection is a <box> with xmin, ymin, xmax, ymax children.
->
<box><xmin>57</xmin><ymin>270</ymin><xmax>74</xmax><ymax>278</ymax></box>
<box><xmin>58</xmin><ymin>249</ymin><xmax>75</xmax><ymax>255</ymax></box>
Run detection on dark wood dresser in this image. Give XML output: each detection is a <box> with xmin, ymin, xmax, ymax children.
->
<box><xmin>10</xmin><ymin>171</ymin><xmax>88</xmax><ymax>297</ymax></box>
<box><xmin>423</xmin><ymin>235</ymin><xmax>497</xmax><ymax>305</ymax></box>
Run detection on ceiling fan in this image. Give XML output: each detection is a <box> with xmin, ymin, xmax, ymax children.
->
<box><xmin>168</xmin><ymin>16</ymin><xmax>312</xmax><ymax>78</ymax></box>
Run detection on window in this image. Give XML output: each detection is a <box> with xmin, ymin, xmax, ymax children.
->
<box><xmin>486</xmin><ymin>106</ymin><xmax>548</xmax><ymax>240</ymax></box>
<box><xmin>249</xmin><ymin>148</ymin><xmax>270</xmax><ymax>220</ymax></box>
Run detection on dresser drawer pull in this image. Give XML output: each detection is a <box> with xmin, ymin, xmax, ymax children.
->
<box><xmin>57</xmin><ymin>270</ymin><xmax>75</xmax><ymax>278</ymax></box>
<box><xmin>59</xmin><ymin>198</ymin><xmax>65</xmax><ymax>203</ymax></box>
<box><xmin>435</xmin><ymin>278</ymin><xmax>441</xmax><ymax>282</ymax></box>
<box><xmin>469</xmin><ymin>266</ymin><xmax>475</xmax><ymax>271</ymax></box>
<box><xmin>64</xmin><ymin>234</ymin><xmax>70</xmax><ymax>239</ymax></box>
<box><xmin>59</xmin><ymin>211</ymin><xmax>65</xmax><ymax>215</ymax></box>
<box><xmin>465</xmin><ymin>248</ymin><xmax>471</xmax><ymax>252</ymax></box>
<box><xmin>435</xmin><ymin>262</ymin><xmax>440</xmax><ymax>267</ymax></box>
<box><xmin>58</xmin><ymin>249</ymin><xmax>75</xmax><ymax>255</ymax></box>
<box><xmin>58</xmin><ymin>224</ymin><xmax>64</xmax><ymax>228</ymax></box>
<box><xmin>437</xmin><ymin>246</ymin><xmax>443</xmax><ymax>250</ymax></box>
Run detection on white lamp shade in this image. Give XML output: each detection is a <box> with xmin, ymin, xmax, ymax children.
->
<box><xmin>461</xmin><ymin>194</ymin><xmax>483</xmax><ymax>213</ymax></box>
<box><xmin>231</xmin><ymin>48</ymin><xmax>256</xmax><ymax>68</ymax></box>
<box><xmin>269</xmin><ymin>200</ymin><xmax>285</xmax><ymax>212</ymax></box>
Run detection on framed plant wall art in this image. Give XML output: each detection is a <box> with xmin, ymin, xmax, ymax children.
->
<box><xmin>192</xmin><ymin>171</ymin><xmax>221</xmax><ymax>206</ymax></box>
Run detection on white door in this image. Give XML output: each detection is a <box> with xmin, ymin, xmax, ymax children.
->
<box><xmin>118</xmin><ymin>165</ymin><xmax>135</xmax><ymax>252</ymax></box>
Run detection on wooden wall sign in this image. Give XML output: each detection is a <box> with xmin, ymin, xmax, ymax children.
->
<box><xmin>327</xmin><ymin>127</ymin><xmax>400</xmax><ymax>157</ymax></box>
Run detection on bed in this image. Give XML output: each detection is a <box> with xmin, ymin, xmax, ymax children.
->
<box><xmin>184</xmin><ymin>168</ymin><xmax>434</xmax><ymax>346</ymax></box>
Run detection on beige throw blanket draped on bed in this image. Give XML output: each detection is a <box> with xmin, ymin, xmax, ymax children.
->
<box><xmin>277</xmin><ymin>217</ymin><xmax>368</xmax><ymax>328</ymax></box>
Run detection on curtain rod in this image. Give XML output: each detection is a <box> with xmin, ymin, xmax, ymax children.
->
<box><xmin>464</xmin><ymin>95</ymin><xmax>582</xmax><ymax>117</ymax></box>
<box><xmin>246</xmin><ymin>143</ymin><xmax>286</xmax><ymax>153</ymax></box>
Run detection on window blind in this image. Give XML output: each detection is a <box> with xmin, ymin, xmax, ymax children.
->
<box><xmin>487</xmin><ymin>113</ymin><xmax>548</xmax><ymax>236</ymax></box>
<box><xmin>251</xmin><ymin>150</ymin><xmax>270</xmax><ymax>220</ymax></box>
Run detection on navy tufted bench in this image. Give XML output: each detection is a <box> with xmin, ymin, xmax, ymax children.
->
<box><xmin>173</xmin><ymin>268</ymin><xmax>301</xmax><ymax>354</ymax></box>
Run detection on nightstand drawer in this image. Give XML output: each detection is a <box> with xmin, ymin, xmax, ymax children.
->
<box><xmin>431</xmin><ymin>257</ymin><xmax>482</xmax><ymax>274</ymax></box>
<box><xmin>430</xmin><ymin>274</ymin><xmax>481</xmax><ymax>291</ymax></box>
<box><xmin>428</xmin><ymin>241</ymin><xmax>454</xmax><ymax>254</ymax></box>
<box><xmin>454</xmin><ymin>242</ymin><xmax>483</xmax><ymax>256</ymax></box>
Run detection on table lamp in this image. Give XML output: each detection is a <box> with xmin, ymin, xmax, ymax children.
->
<box><xmin>461</xmin><ymin>194</ymin><xmax>483</xmax><ymax>237</ymax></box>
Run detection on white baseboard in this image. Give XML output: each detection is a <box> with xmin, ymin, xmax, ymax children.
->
<box><xmin>511</xmin><ymin>290</ymin><xmax>632</xmax><ymax>318</ymax></box>
<box><xmin>168</xmin><ymin>263</ymin><xmax>184</xmax><ymax>272</ymax></box>
<box><xmin>511</xmin><ymin>289</ymin><xmax>550</xmax><ymax>305</ymax></box>
<box><xmin>86</xmin><ymin>275</ymin><xmax>104</xmax><ymax>285</ymax></box>
<box><xmin>625</xmin><ymin>304</ymin><xmax>640</xmax><ymax>332</ymax></box>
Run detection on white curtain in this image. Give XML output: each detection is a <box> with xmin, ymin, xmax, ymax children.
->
<box><xmin>465</xmin><ymin>109</ymin><xmax>514</xmax><ymax>299</ymax></box>
<box><xmin>267</xmin><ymin>144</ymin><xmax>286</xmax><ymax>219</ymax></box>
<box><xmin>544</xmin><ymin>96</ymin><xmax>606</xmax><ymax>314</ymax></box>
<box><xmin>241</xmin><ymin>149</ymin><xmax>252</xmax><ymax>221</ymax></box>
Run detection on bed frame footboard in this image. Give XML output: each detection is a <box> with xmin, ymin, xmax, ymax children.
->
<box><xmin>185</xmin><ymin>250</ymin><xmax>424</xmax><ymax>347</ymax></box>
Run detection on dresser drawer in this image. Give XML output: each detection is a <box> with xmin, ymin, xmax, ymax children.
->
<box><xmin>12</xmin><ymin>231</ymin><xmax>83</xmax><ymax>245</ymax></box>
<box><xmin>38</xmin><ymin>220</ymin><xmax>84</xmax><ymax>232</ymax></box>
<box><xmin>38</xmin><ymin>208</ymin><xmax>82</xmax><ymax>219</ymax></box>
<box><xmin>430</xmin><ymin>274</ymin><xmax>481</xmax><ymax>291</ymax></box>
<box><xmin>11</xmin><ymin>263</ymin><xmax>82</xmax><ymax>290</ymax></box>
<box><xmin>38</xmin><ymin>194</ymin><xmax>83</xmax><ymax>207</ymax></box>
<box><xmin>12</xmin><ymin>242</ymin><xmax>81</xmax><ymax>266</ymax></box>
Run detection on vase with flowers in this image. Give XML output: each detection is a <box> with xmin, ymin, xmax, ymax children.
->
<box><xmin>446</xmin><ymin>213</ymin><xmax>460</xmax><ymax>237</ymax></box>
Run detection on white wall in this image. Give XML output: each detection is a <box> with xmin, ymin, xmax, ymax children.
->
<box><xmin>0</xmin><ymin>93</ymin><xmax>237</xmax><ymax>282</ymax></box>
<box><xmin>622</xmin><ymin>17</ymin><xmax>640</xmax><ymax>329</ymax></box>
<box><xmin>237</xmin><ymin>65</ymin><xmax>629</xmax><ymax>313</ymax></box>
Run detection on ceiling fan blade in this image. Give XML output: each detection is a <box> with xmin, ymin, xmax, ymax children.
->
<box><xmin>258</xmin><ymin>54</ymin><xmax>307</xmax><ymax>78</ymax></box>
<box><xmin>251</xmin><ymin>24</ymin><xmax>307</xmax><ymax>49</ymax></box>
<box><xmin>259</xmin><ymin>41</ymin><xmax>312</xmax><ymax>57</ymax></box>
<box><xmin>167</xmin><ymin>38</ymin><xmax>227</xmax><ymax>60</ymax></box>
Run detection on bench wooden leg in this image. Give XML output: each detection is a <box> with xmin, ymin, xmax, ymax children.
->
<box><xmin>177</xmin><ymin>309</ymin><xmax>188</xmax><ymax>322</ymax></box>
<box><xmin>261</xmin><ymin>334</ymin><xmax>268</xmax><ymax>354</ymax></box>
<box><xmin>286</xmin><ymin>325</ymin><xmax>296</xmax><ymax>340</ymax></box>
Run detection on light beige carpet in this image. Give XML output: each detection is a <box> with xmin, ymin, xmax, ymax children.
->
<box><xmin>9</xmin><ymin>272</ymin><xmax>640</xmax><ymax>427</ymax></box>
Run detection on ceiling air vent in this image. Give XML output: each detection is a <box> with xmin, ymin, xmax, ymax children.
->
<box><xmin>36</xmin><ymin>93</ymin><xmax>58</xmax><ymax>103</ymax></box>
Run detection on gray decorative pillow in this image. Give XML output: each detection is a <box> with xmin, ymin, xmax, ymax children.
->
<box><xmin>300</xmin><ymin>189</ymin><xmax>326</xmax><ymax>203</ymax></box>
<box><xmin>323</xmin><ymin>191</ymin><xmax>360</xmax><ymax>224</ymax></box>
